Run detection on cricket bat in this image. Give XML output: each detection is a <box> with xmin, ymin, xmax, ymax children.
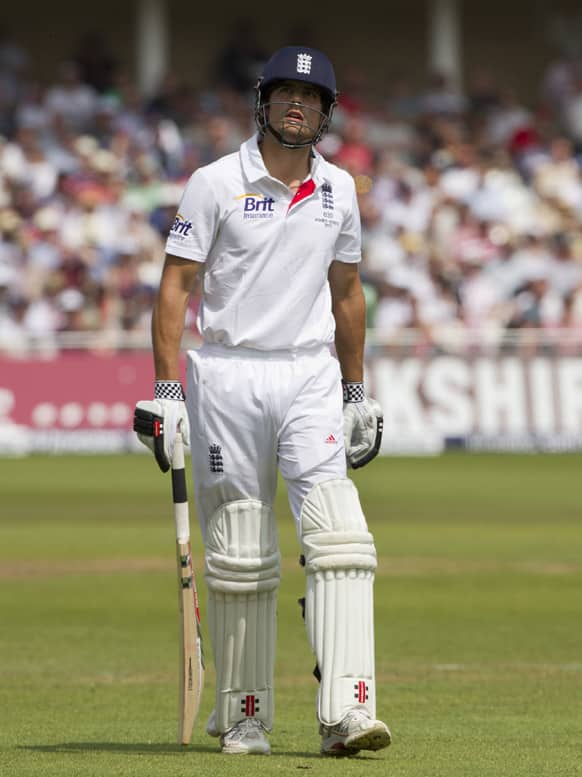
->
<box><xmin>171</xmin><ymin>432</ymin><xmax>204</xmax><ymax>745</ymax></box>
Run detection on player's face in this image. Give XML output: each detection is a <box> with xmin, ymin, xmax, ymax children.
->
<box><xmin>267</xmin><ymin>80</ymin><xmax>324</xmax><ymax>145</ymax></box>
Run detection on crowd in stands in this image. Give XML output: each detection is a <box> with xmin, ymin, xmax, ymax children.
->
<box><xmin>1</xmin><ymin>26</ymin><xmax>582</xmax><ymax>355</ymax></box>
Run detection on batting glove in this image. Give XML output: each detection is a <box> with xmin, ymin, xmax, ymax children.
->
<box><xmin>133</xmin><ymin>380</ymin><xmax>190</xmax><ymax>473</ymax></box>
<box><xmin>342</xmin><ymin>380</ymin><xmax>383</xmax><ymax>469</ymax></box>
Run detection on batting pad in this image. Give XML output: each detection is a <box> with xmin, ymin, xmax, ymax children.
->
<box><xmin>300</xmin><ymin>479</ymin><xmax>377</xmax><ymax>725</ymax></box>
<box><xmin>205</xmin><ymin>499</ymin><xmax>280</xmax><ymax>733</ymax></box>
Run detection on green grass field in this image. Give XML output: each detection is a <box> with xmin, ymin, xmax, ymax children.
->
<box><xmin>1</xmin><ymin>452</ymin><xmax>581</xmax><ymax>777</ymax></box>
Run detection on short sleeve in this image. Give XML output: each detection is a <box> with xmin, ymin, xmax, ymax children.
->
<box><xmin>164</xmin><ymin>168</ymin><xmax>219</xmax><ymax>262</ymax></box>
<box><xmin>334</xmin><ymin>179</ymin><xmax>362</xmax><ymax>263</ymax></box>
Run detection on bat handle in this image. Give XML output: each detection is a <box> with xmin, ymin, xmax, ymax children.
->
<box><xmin>171</xmin><ymin>433</ymin><xmax>189</xmax><ymax>541</ymax></box>
<box><xmin>172</xmin><ymin>432</ymin><xmax>185</xmax><ymax>470</ymax></box>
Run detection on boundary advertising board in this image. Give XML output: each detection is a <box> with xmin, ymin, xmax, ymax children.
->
<box><xmin>1</xmin><ymin>351</ymin><xmax>582</xmax><ymax>454</ymax></box>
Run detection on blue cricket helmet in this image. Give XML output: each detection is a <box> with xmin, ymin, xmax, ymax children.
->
<box><xmin>259</xmin><ymin>45</ymin><xmax>337</xmax><ymax>105</ymax></box>
<box><xmin>254</xmin><ymin>45</ymin><xmax>338</xmax><ymax>148</ymax></box>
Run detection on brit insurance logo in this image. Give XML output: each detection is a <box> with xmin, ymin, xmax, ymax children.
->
<box><xmin>236</xmin><ymin>193</ymin><xmax>276</xmax><ymax>221</ymax></box>
<box><xmin>170</xmin><ymin>212</ymin><xmax>193</xmax><ymax>239</ymax></box>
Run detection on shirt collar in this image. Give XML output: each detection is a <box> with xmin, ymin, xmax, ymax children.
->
<box><xmin>240</xmin><ymin>134</ymin><xmax>268</xmax><ymax>183</ymax></box>
<box><xmin>240</xmin><ymin>133</ymin><xmax>325</xmax><ymax>185</ymax></box>
<box><xmin>310</xmin><ymin>147</ymin><xmax>325</xmax><ymax>184</ymax></box>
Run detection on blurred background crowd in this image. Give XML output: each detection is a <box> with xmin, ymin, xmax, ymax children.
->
<box><xmin>1</xmin><ymin>24</ymin><xmax>582</xmax><ymax>354</ymax></box>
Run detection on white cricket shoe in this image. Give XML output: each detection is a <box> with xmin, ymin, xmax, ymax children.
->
<box><xmin>320</xmin><ymin>708</ymin><xmax>391</xmax><ymax>756</ymax></box>
<box><xmin>220</xmin><ymin>718</ymin><xmax>271</xmax><ymax>755</ymax></box>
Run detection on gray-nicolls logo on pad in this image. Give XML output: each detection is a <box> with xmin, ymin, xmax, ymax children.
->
<box><xmin>296</xmin><ymin>53</ymin><xmax>312</xmax><ymax>74</ymax></box>
<box><xmin>209</xmin><ymin>444</ymin><xmax>223</xmax><ymax>473</ymax></box>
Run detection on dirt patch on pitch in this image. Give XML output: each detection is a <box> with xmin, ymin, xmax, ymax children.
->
<box><xmin>0</xmin><ymin>557</ymin><xmax>174</xmax><ymax>579</ymax></box>
<box><xmin>376</xmin><ymin>557</ymin><xmax>581</xmax><ymax>576</ymax></box>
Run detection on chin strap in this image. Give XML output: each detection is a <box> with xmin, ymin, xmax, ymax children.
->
<box><xmin>265</xmin><ymin>121</ymin><xmax>317</xmax><ymax>150</ymax></box>
<box><xmin>256</xmin><ymin>97</ymin><xmax>334</xmax><ymax>149</ymax></box>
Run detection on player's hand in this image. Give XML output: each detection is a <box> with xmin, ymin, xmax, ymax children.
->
<box><xmin>342</xmin><ymin>381</ymin><xmax>383</xmax><ymax>469</ymax></box>
<box><xmin>133</xmin><ymin>382</ymin><xmax>190</xmax><ymax>472</ymax></box>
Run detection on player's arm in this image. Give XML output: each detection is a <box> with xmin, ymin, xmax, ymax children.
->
<box><xmin>329</xmin><ymin>259</ymin><xmax>383</xmax><ymax>469</ymax></box>
<box><xmin>133</xmin><ymin>254</ymin><xmax>202</xmax><ymax>472</ymax></box>
<box><xmin>152</xmin><ymin>253</ymin><xmax>202</xmax><ymax>379</ymax></box>
<box><xmin>328</xmin><ymin>260</ymin><xmax>366</xmax><ymax>382</ymax></box>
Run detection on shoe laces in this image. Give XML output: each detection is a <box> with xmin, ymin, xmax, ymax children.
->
<box><xmin>339</xmin><ymin>708</ymin><xmax>371</xmax><ymax>732</ymax></box>
<box><xmin>225</xmin><ymin>718</ymin><xmax>264</xmax><ymax>742</ymax></box>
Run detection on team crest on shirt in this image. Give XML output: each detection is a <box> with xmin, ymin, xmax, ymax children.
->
<box><xmin>321</xmin><ymin>181</ymin><xmax>334</xmax><ymax>211</ymax></box>
<box><xmin>315</xmin><ymin>181</ymin><xmax>339</xmax><ymax>228</ymax></box>
<box><xmin>209</xmin><ymin>444</ymin><xmax>224</xmax><ymax>473</ymax></box>
<box><xmin>236</xmin><ymin>193</ymin><xmax>276</xmax><ymax>220</ymax></box>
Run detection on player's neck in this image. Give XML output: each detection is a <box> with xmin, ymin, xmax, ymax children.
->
<box><xmin>259</xmin><ymin>134</ymin><xmax>313</xmax><ymax>190</ymax></box>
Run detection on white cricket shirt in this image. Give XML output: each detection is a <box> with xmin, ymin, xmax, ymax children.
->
<box><xmin>165</xmin><ymin>134</ymin><xmax>361</xmax><ymax>350</ymax></box>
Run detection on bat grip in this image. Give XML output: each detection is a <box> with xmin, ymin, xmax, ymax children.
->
<box><xmin>171</xmin><ymin>433</ymin><xmax>190</xmax><ymax>541</ymax></box>
<box><xmin>172</xmin><ymin>432</ymin><xmax>185</xmax><ymax>470</ymax></box>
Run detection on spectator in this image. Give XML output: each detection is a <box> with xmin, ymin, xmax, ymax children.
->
<box><xmin>540</xmin><ymin>50</ymin><xmax>576</xmax><ymax>123</ymax></box>
<box><xmin>419</xmin><ymin>70</ymin><xmax>466</xmax><ymax>117</ymax></box>
<box><xmin>485</xmin><ymin>86</ymin><xmax>533</xmax><ymax>148</ymax></box>
<box><xmin>382</xmin><ymin>176</ymin><xmax>435</xmax><ymax>236</ymax></box>
<box><xmin>359</xmin><ymin>192</ymin><xmax>406</xmax><ymax>278</ymax></box>
<box><xmin>331</xmin><ymin>113</ymin><xmax>375</xmax><ymax>176</ymax></box>
<box><xmin>14</xmin><ymin>81</ymin><xmax>51</xmax><ymax>138</ymax></box>
<box><xmin>533</xmin><ymin>136</ymin><xmax>580</xmax><ymax>210</ymax></box>
<box><xmin>1</xmin><ymin>125</ymin><xmax>58</xmax><ymax>200</ymax></box>
<box><xmin>44</xmin><ymin>60</ymin><xmax>98</xmax><ymax>133</ymax></box>
<box><xmin>560</xmin><ymin>285</ymin><xmax>582</xmax><ymax>329</ymax></box>
<box><xmin>447</xmin><ymin>205</ymin><xmax>500</xmax><ymax>267</ymax></box>
<box><xmin>548</xmin><ymin>233</ymin><xmax>582</xmax><ymax>296</ymax></box>
<box><xmin>0</xmin><ymin>287</ymin><xmax>30</xmax><ymax>353</ymax></box>
<box><xmin>502</xmin><ymin>233</ymin><xmax>553</xmax><ymax>297</ymax></box>
<box><xmin>192</xmin><ymin>114</ymin><xmax>243</xmax><ymax>166</ymax></box>
<box><xmin>457</xmin><ymin>259</ymin><xmax>505</xmax><ymax>331</ymax></box>
<box><xmin>0</xmin><ymin>25</ymin><xmax>30</xmax><ymax>135</ymax></box>
<box><xmin>466</xmin><ymin>66</ymin><xmax>500</xmax><ymax>121</ymax></box>
<box><xmin>438</xmin><ymin>142</ymin><xmax>481</xmax><ymax>203</ymax></box>
<box><xmin>562</xmin><ymin>75</ymin><xmax>582</xmax><ymax>151</ymax></box>
<box><xmin>506</xmin><ymin>272</ymin><xmax>564</xmax><ymax>330</ymax></box>
<box><xmin>374</xmin><ymin>281</ymin><xmax>415</xmax><ymax>337</ymax></box>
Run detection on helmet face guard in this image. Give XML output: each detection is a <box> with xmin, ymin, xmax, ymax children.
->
<box><xmin>255</xmin><ymin>89</ymin><xmax>336</xmax><ymax>148</ymax></box>
<box><xmin>254</xmin><ymin>46</ymin><xmax>338</xmax><ymax>149</ymax></box>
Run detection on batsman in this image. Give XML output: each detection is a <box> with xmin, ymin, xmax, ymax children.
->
<box><xmin>134</xmin><ymin>44</ymin><xmax>391</xmax><ymax>757</ymax></box>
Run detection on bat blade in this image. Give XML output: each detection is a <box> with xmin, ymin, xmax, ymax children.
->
<box><xmin>176</xmin><ymin>539</ymin><xmax>204</xmax><ymax>745</ymax></box>
<box><xmin>172</xmin><ymin>434</ymin><xmax>204</xmax><ymax>746</ymax></box>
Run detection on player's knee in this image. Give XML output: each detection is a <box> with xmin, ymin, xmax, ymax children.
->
<box><xmin>205</xmin><ymin>499</ymin><xmax>281</xmax><ymax>592</ymax></box>
<box><xmin>299</xmin><ymin>479</ymin><xmax>377</xmax><ymax>572</ymax></box>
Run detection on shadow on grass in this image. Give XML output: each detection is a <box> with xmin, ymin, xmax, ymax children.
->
<box><xmin>20</xmin><ymin>742</ymin><xmax>218</xmax><ymax>755</ymax></box>
<box><xmin>20</xmin><ymin>743</ymin><xmax>380</xmax><ymax>760</ymax></box>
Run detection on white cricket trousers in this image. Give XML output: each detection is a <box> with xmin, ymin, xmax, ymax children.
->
<box><xmin>184</xmin><ymin>343</ymin><xmax>347</xmax><ymax>536</ymax></box>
